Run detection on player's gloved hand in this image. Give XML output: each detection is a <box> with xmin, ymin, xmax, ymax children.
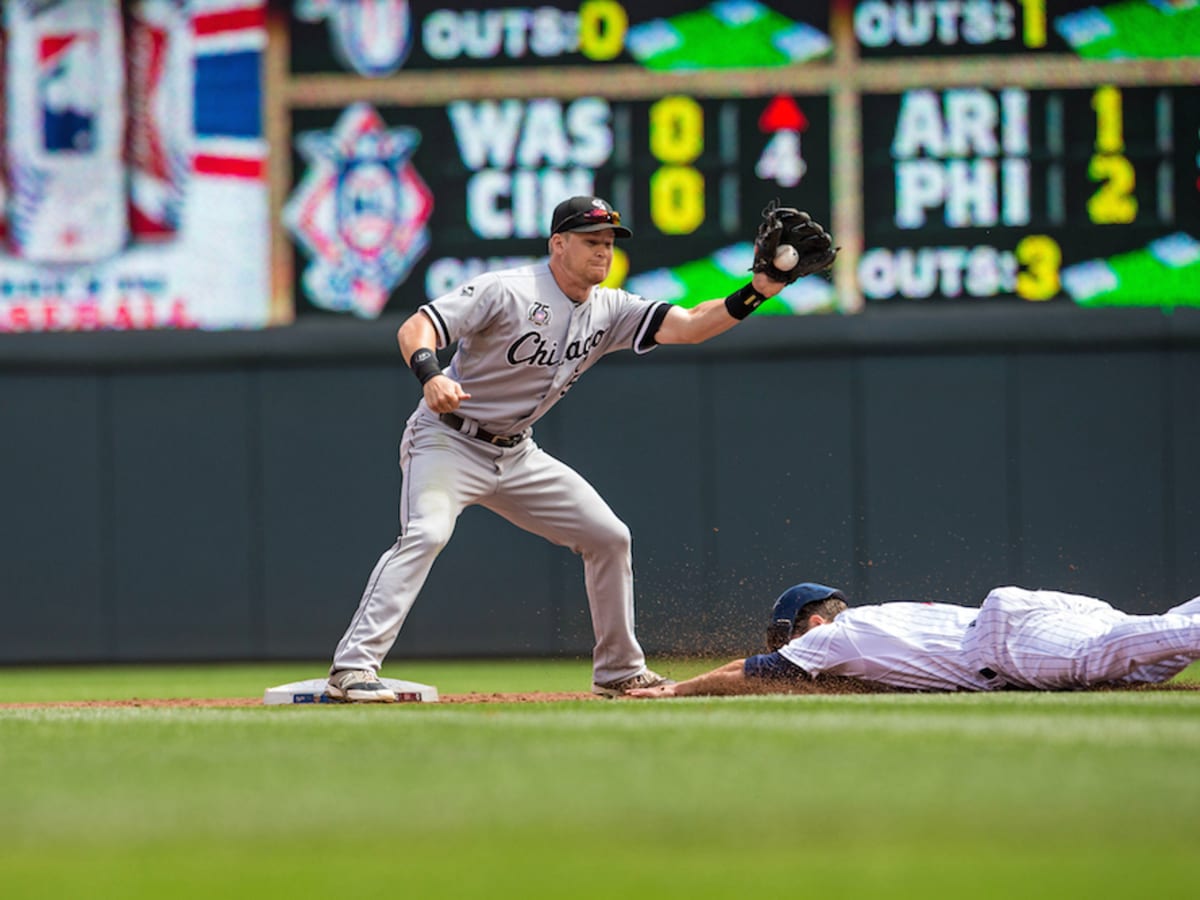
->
<box><xmin>423</xmin><ymin>375</ymin><xmax>471</xmax><ymax>414</ymax></box>
<box><xmin>751</xmin><ymin>201</ymin><xmax>838</xmax><ymax>284</ymax></box>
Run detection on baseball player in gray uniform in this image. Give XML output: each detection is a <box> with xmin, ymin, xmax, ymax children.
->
<box><xmin>326</xmin><ymin>196</ymin><xmax>837</xmax><ymax>701</ymax></box>
<box><xmin>627</xmin><ymin>582</ymin><xmax>1200</xmax><ymax>697</ymax></box>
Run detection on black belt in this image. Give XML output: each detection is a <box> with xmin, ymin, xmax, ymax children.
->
<box><xmin>439</xmin><ymin>412</ymin><xmax>526</xmax><ymax>448</ymax></box>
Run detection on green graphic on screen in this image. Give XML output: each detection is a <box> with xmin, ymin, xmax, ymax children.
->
<box><xmin>1056</xmin><ymin>1</ymin><xmax>1200</xmax><ymax>59</ymax></box>
<box><xmin>625</xmin><ymin>1</ymin><xmax>832</xmax><ymax>70</ymax></box>
<box><xmin>625</xmin><ymin>243</ymin><xmax>838</xmax><ymax>315</ymax></box>
<box><xmin>1061</xmin><ymin>232</ymin><xmax>1200</xmax><ymax>309</ymax></box>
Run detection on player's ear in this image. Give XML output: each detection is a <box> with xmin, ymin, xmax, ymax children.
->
<box><xmin>807</xmin><ymin>614</ymin><xmax>828</xmax><ymax>630</ymax></box>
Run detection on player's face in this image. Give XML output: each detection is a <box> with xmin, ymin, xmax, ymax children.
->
<box><xmin>560</xmin><ymin>230</ymin><xmax>615</xmax><ymax>285</ymax></box>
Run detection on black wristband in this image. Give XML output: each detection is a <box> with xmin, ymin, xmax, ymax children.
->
<box><xmin>723</xmin><ymin>283</ymin><xmax>766</xmax><ymax>321</ymax></box>
<box><xmin>409</xmin><ymin>348</ymin><xmax>442</xmax><ymax>385</ymax></box>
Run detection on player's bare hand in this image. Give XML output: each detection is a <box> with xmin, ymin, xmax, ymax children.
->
<box><xmin>626</xmin><ymin>684</ymin><xmax>678</xmax><ymax>699</ymax></box>
<box><xmin>423</xmin><ymin>375</ymin><xmax>471</xmax><ymax>414</ymax></box>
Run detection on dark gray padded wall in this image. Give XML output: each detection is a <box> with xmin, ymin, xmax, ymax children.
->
<box><xmin>399</xmin><ymin>505</ymin><xmax>566</xmax><ymax>659</ymax></box>
<box><xmin>257</xmin><ymin>365</ymin><xmax>409</xmax><ymax>657</ymax></box>
<box><xmin>1169</xmin><ymin>350</ymin><xmax>1200</xmax><ymax>609</ymax></box>
<box><xmin>544</xmin><ymin>358</ymin><xmax>711</xmax><ymax>656</ymax></box>
<box><xmin>0</xmin><ymin>373</ymin><xmax>108</xmax><ymax>660</ymax></box>
<box><xmin>707</xmin><ymin>356</ymin><xmax>859</xmax><ymax>655</ymax></box>
<box><xmin>107</xmin><ymin>371</ymin><xmax>258</xmax><ymax>659</ymax></box>
<box><xmin>859</xmin><ymin>355</ymin><xmax>1012</xmax><ymax>606</ymax></box>
<box><xmin>1016</xmin><ymin>351</ymin><xmax>1168</xmax><ymax>611</ymax></box>
<box><xmin>2</xmin><ymin>308</ymin><xmax>1197</xmax><ymax>662</ymax></box>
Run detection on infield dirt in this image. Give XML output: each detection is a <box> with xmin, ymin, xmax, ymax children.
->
<box><xmin>2</xmin><ymin>681</ymin><xmax>1196</xmax><ymax>709</ymax></box>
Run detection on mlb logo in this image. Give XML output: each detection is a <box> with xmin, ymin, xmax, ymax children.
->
<box><xmin>38</xmin><ymin>32</ymin><xmax>99</xmax><ymax>153</ymax></box>
<box><xmin>297</xmin><ymin>0</ymin><xmax>412</xmax><ymax>77</ymax></box>
<box><xmin>336</xmin><ymin>159</ymin><xmax>400</xmax><ymax>254</ymax></box>
<box><xmin>283</xmin><ymin>102</ymin><xmax>434</xmax><ymax>318</ymax></box>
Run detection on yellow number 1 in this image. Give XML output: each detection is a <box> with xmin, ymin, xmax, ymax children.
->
<box><xmin>1020</xmin><ymin>0</ymin><xmax>1046</xmax><ymax>48</ymax></box>
<box><xmin>1092</xmin><ymin>86</ymin><xmax>1124</xmax><ymax>154</ymax></box>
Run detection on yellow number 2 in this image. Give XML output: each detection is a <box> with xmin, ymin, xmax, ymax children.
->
<box><xmin>1087</xmin><ymin>154</ymin><xmax>1137</xmax><ymax>225</ymax></box>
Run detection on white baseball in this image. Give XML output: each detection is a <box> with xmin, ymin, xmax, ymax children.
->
<box><xmin>774</xmin><ymin>244</ymin><xmax>800</xmax><ymax>271</ymax></box>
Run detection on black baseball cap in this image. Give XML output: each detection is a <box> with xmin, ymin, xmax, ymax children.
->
<box><xmin>550</xmin><ymin>196</ymin><xmax>632</xmax><ymax>238</ymax></box>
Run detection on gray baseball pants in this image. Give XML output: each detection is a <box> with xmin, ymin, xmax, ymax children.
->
<box><xmin>331</xmin><ymin>413</ymin><xmax>647</xmax><ymax>684</ymax></box>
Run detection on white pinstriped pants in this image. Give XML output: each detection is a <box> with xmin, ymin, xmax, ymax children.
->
<box><xmin>331</xmin><ymin>412</ymin><xmax>647</xmax><ymax>684</ymax></box>
<box><xmin>962</xmin><ymin>586</ymin><xmax>1200</xmax><ymax>689</ymax></box>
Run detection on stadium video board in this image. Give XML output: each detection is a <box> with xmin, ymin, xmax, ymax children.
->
<box><xmin>285</xmin><ymin>0</ymin><xmax>1200</xmax><ymax>321</ymax></box>
<box><xmin>0</xmin><ymin>1</ymin><xmax>1196</xmax><ymax>332</ymax></box>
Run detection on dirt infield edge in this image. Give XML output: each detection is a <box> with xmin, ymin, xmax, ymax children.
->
<box><xmin>0</xmin><ymin>692</ymin><xmax>598</xmax><ymax>709</ymax></box>
<box><xmin>1</xmin><ymin>681</ymin><xmax>1197</xmax><ymax>709</ymax></box>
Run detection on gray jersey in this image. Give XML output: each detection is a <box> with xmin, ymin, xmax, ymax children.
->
<box><xmin>419</xmin><ymin>261</ymin><xmax>669</xmax><ymax>435</ymax></box>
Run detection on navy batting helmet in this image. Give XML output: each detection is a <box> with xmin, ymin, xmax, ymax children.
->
<box><xmin>766</xmin><ymin>582</ymin><xmax>846</xmax><ymax>651</ymax></box>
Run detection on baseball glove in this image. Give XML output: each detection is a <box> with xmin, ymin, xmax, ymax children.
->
<box><xmin>751</xmin><ymin>201</ymin><xmax>838</xmax><ymax>283</ymax></box>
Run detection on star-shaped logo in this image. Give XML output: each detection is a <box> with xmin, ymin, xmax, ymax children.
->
<box><xmin>283</xmin><ymin>102</ymin><xmax>434</xmax><ymax>318</ymax></box>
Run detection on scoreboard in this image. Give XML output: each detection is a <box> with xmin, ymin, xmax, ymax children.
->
<box><xmin>279</xmin><ymin>0</ymin><xmax>1200</xmax><ymax>322</ymax></box>
<box><xmin>861</xmin><ymin>84</ymin><xmax>1200</xmax><ymax>306</ymax></box>
<box><xmin>286</xmin><ymin>92</ymin><xmax>833</xmax><ymax>317</ymax></box>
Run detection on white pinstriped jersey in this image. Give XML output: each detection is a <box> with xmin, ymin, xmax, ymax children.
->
<box><xmin>419</xmin><ymin>262</ymin><xmax>668</xmax><ymax>435</ymax></box>
<box><xmin>777</xmin><ymin>589</ymin><xmax>1200</xmax><ymax>692</ymax></box>
<box><xmin>778</xmin><ymin>603</ymin><xmax>995</xmax><ymax>692</ymax></box>
<box><xmin>963</xmin><ymin>587</ymin><xmax>1200</xmax><ymax>689</ymax></box>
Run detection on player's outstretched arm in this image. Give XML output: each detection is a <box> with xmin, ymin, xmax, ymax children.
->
<box><xmin>627</xmin><ymin>660</ymin><xmax>750</xmax><ymax>697</ymax></box>
<box><xmin>628</xmin><ymin>653</ymin><xmax>828</xmax><ymax>698</ymax></box>
<box><xmin>655</xmin><ymin>204</ymin><xmax>838</xmax><ymax>346</ymax></box>
<box><xmin>627</xmin><ymin>658</ymin><xmax>819</xmax><ymax>698</ymax></box>
<box><xmin>653</xmin><ymin>272</ymin><xmax>785</xmax><ymax>346</ymax></box>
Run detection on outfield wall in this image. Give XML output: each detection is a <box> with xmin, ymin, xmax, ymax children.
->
<box><xmin>2</xmin><ymin>305</ymin><xmax>1198</xmax><ymax>663</ymax></box>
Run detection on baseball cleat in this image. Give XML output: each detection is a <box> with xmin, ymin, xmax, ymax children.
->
<box><xmin>592</xmin><ymin>669</ymin><xmax>676</xmax><ymax>698</ymax></box>
<box><xmin>326</xmin><ymin>669</ymin><xmax>398</xmax><ymax>703</ymax></box>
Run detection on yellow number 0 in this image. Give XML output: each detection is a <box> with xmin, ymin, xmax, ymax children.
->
<box><xmin>649</xmin><ymin>96</ymin><xmax>704</xmax><ymax>165</ymax></box>
<box><xmin>648</xmin><ymin>97</ymin><xmax>705</xmax><ymax>234</ymax></box>
<box><xmin>1016</xmin><ymin>235</ymin><xmax>1061</xmax><ymax>301</ymax></box>
<box><xmin>651</xmin><ymin>167</ymin><xmax>705</xmax><ymax>234</ymax></box>
<box><xmin>578</xmin><ymin>1</ymin><xmax>627</xmax><ymax>62</ymax></box>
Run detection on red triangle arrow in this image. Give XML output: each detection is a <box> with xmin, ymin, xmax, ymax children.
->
<box><xmin>758</xmin><ymin>96</ymin><xmax>808</xmax><ymax>133</ymax></box>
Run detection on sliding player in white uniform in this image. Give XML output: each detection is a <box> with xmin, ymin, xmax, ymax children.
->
<box><xmin>326</xmin><ymin>196</ymin><xmax>837</xmax><ymax>701</ymax></box>
<box><xmin>627</xmin><ymin>582</ymin><xmax>1200</xmax><ymax>697</ymax></box>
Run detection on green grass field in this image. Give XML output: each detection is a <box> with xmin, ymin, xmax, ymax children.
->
<box><xmin>2</xmin><ymin>660</ymin><xmax>1198</xmax><ymax>899</ymax></box>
